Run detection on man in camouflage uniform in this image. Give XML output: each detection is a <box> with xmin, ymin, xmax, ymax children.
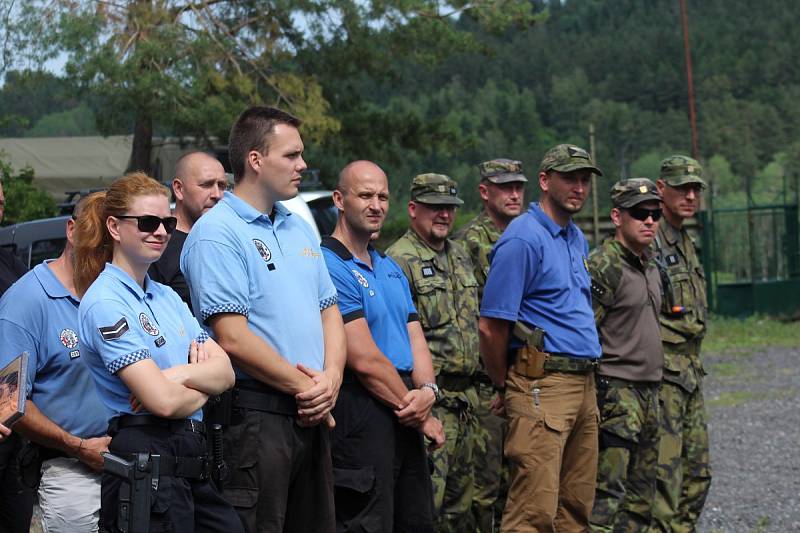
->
<box><xmin>455</xmin><ymin>158</ymin><xmax>527</xmax><ymax>532</ymax></box>
<box><xmin>587</xmin><ymin>178</ymin><xmax>664</xmax><ymax>532</ymax></box>
<box><xmin>388</xmin><ymin>173</ymin><xmax>481</xmax><ymax>533</ymax></box>
<box><xmin>651</xmin><ymin>156</ymin><xmax>712</xmax><ymax>532</ymax></box>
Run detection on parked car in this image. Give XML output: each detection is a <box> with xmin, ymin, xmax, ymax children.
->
<box><xmin>0</xmin><ymin>191</ymin><xmax>337</xmax><ymax>269</ymax></box>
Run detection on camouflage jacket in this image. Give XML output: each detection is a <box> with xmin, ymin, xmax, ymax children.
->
<box><xmin>454</xmin><ymin>211</ymin><xmax>501</xmax><ymax>301</ymax></box>
<box><xmin>654</xmin><ymin>221</ymin><xmax>708</xmax><ymax>391</ymax></box>
<box><xmin>588</xmin><ymin>238</ymin><xmax>663</xmax><ymax>383</ymax></box>
<box><xmin>387</xmin><ymin>230</ymin><xmax>481</xmax><ymax>381</ymax></box>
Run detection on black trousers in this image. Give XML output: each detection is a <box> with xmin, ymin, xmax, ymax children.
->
<box><xmin>331</xmin><ymin>379</ymin><xmax>435</xmax><ymax>533</ymax></box>
<box><xmin>100</xmin><ymin>423</ymin><xmax>243</xmax><ymax>533</ymax></box>
<box><xmin>0</xmin><ymin>434</ymin><xmax>34</xmax><ymax>533</ymax></box>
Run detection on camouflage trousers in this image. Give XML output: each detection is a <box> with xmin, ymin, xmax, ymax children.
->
<box><xmin>430</xmin><ymin>390</ymin><xmax>478</xmax><ymax>533</ymax></box>
<box><xmin>472</xmin><ymin>381</ymin><xmax>508</xmax><ymax>533</ymax></box>
<box><xmin>651</xmin><ymin>366</ymin><xmax>712</xmax><ymax>533</ymax></box>
<box><xmin>589</xmin><ymin>377</ymin><xmax>660</xmax><ymax>533</ymax></box>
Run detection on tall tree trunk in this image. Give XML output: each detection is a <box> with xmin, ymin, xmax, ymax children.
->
<box><xmin>127</xmin><ymin>111</ymin><xmax>153</xmax><ymax>175</ymax></box>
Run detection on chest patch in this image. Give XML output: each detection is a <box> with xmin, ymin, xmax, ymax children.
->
<box><xmin>253</xmin><ymin>239</ymin><xmax>272</xmax><ymax>262</ymax></box>
<box><xmin>421</xmin><ymin>266</ymin><xmax>435</xmax><ymax>278</ymax></box>
<box><xmin>351</xmin><ymin>270</ymin><xmax>369</xmax><ymax>288</ymax></box>
<box><xmin>155</xmin><ymin>336</ymin><xmax>166</xmax><ymax>348</ymax></box>
<box><xmin>139</xmin><ymin>313</ymin><xmax>160</xmax><ymax>336</ymax></box>
<box><xmin>666</xmin><ymin>254</ymin><xmax>679</xmax><ymax>266</ymax></box>
<box><xmin>59</xmin><ymin>328</ymin><xmax>79</xmax><ymax>349</ymax></box>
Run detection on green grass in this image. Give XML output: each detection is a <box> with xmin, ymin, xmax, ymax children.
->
<box><xmin>704</xmin><ymin>314</ymin><xmax>800</xmax><ymax>354</ymax></box>
<box><xmin>708</xmin><ymin>390</ymin><xmax>757</xmax><ymax>407</ymax></box>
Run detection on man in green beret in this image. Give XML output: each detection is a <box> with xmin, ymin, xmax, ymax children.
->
<box><xmin>455</xmin><ymin>158</ymin><xmax>527</xmax><ymax>532</ymax></box>
<box><xmin>587</xmin><ymin>178</ymin><xmax>664</xmax><ymax>532</ymax></box>
<box><xmin>388</xmin><ymin>173</ymin><xmax>481</xmax><ymax>533</ymax></box>
<box><xmin>651</xmin><ymin>155</ymin><xmax>712</xmax><ymax>532</ymax></box>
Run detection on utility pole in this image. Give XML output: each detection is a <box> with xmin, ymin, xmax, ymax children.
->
<box><xmin>590</xmin><ymin>123</ymin><xmax>600</xmax><ymax>246</ymax></box>
<box><xmin>679</xmin><ymin>0</ymin><xmax>699</xmax><ymax>159</ymax></box>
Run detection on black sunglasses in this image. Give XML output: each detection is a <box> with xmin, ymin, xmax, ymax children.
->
<box><xmin>116</xmin><ymin>215</ymin><xmax>178</xmax><ymax>234</ymax></box>
<box><xmin>626</xmin><ymin>207</ymin><xmax>662</xmax><ymax>222</ymax></box>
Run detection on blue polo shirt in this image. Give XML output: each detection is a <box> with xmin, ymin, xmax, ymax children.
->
<box><xmin>181</xmin><ymin>192</ymin><xmax>338</xmax><ymax>381</ymax></box>
<box><xmin>321</xmin><ymin>237</ymin><xmax>417</xmax><ymax>372</ymax></box>
<box><xmin>481</xmin><ymin>202</ymin><xmax>601</xmax><ymax>358</ymax></box>
<box><xmin>78</xmin><ymin>263</ymin><xmax>207</xmax><ymax>422</ymax></box>
<box><xmin>0</xmin><ymin>262</ymin><xmax>110</xmax><ymax>437</ymax></box>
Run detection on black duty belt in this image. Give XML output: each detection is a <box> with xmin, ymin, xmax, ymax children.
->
<box><xmin>437</xmin><ymin>373</ymin><xmax>474</xmax><ymax>392</ymax></box>
<box><xmin>119</xmin><ymin>452</ymin><xmax>211</xmax><ymax>480</ymax></box>
<box><xmin>342</xmin><ymin>369</ymin><xmax>412</xmax><ymax>387</ymax></box>
<box><xmin>473</xmin><ymin>373</ymin><xmax>493</xmax><ymax>386</ymax></box>
<box><xmin>108</xmin><ymin>415</ymin><xmax>205</xmax><ymax>437</ymax></box>
<box><xmin>597</xmin><ymin>376</ymin><xmax>661</xmax><ymax>389</ymax></box>
<box><xmin>233</xmin><ymin>383</ymin><xmax>297</xmax><ymax>416</ymax></box>
<box><xmin>543</xmin><ymin>353</ymin><xmax>599</xmax><ymax>374</ymax></box>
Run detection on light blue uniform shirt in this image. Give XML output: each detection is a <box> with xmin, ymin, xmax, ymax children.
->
<box><xmin>0</xmin><ymin>262</ymin><xmax>111</xmax><ymax>437</ymax></box>
<box><xmin>181</xmin><ymin>192</ymin><xmax>338</xmax><ymax>382</ymax></box>
<box><xmin>481</xmin><ymin>202</ymin><xmax>601</xmax><ymax>358</ymax></box>
<box><xmin>321</xmin><ymin>237</ymin><xmax>417</xmax><ymax>372</ymax></box>
<box><xmin>78</xmin><ymin>263</ymin><xmax>207</xmax><ymax>422</ymax></box>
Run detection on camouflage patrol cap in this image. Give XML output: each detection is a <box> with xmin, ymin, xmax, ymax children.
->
<box><xmin>539</xmin><ymin>144</ymin><xmax>603</xmax><ymax>176</ymax></box>
<box><xmin>611</xmin><ymin>178</ymin><xmax>661</xmax><ymax>208</ymax></box>
<box><xmin>410</xmin><ymin>173</ymin><xmax>464</xmax><ymax>206</ymax></box>
<box><xmin>659</xmin><ymin>155</ymin><xmax>706</xmax><ymax>189</ymax></box>
<box><xmin>477</xmin><ymin>158</ymin><xmax>528</xmax><ymax>184</ymax></box>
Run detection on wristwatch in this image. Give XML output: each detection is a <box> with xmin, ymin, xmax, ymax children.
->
<box><xmin>419</xmin><ymin>383</ymin><xmax>442</xmax><ymax>403</ymax></box>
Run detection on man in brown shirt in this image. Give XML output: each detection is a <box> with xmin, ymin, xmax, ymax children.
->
<box><xmin>587</xmin><ymin>178</ymin><xmax>664</xmax><ymax>532</ymax></box>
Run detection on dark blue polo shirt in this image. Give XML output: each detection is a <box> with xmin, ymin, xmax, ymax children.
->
<box><xmin>321</xmin><ymin>237</ymin><xmax>417</xmax><ymax>372</ymax></box>
<box><xmin>481</xmin><ymin>202</ymin><xmax>601</xmax><ymax>358</ymax></box>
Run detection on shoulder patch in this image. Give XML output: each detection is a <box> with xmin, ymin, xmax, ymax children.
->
<box><xmin>139</xmin><ymin>313</ymin><xmax>160</xmax><ymax>336</ymax></box>
<box><xmin>99</xmin><ymin>317</ymin><xmax>129</xmax><ymax>341</ymax></box>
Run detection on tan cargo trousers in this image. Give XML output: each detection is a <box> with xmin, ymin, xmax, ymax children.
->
<box><xmin>502</xmin><ymin>369</ymin><xmax>599</xmax><ymax>532</ymax></box>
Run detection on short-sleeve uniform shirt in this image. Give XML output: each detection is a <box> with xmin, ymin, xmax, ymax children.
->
<box><xmin>78</xmin><ymin>263</ymin><xmax>207</xmax><ymax>422</ymax></box>
<box><xmin>321</xmin><ymin>237</ymin><xmax>417</xmax><ymax>372</ymax></box>
<box><xmin>0</xmin><ymin>262</ymin><xmax>110</xmax><ymax>437</ymax></box>
<box><xmin>481</xmin><ymin>202</ymin><xmax>601</xmax><ymax>358</ymax></box>
<box><xmin>181</xmin><ymin>192</ymin><xmax>337</xmax><ymax>381</ymax></box>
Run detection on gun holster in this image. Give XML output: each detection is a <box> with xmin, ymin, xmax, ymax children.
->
<box><xmin>511</xmin><ymin>322</ymin><xmax>549</xmax><ymax>379</ymax></box>
<box><xmin>17</xmin><ymin>440</ymin><xmax>43</xmax><ymax>490</ymax></box>
<box><xmin>103</xmin><ymin>452</ymin><xmax>158</xmax><ymax>533</ymax></box>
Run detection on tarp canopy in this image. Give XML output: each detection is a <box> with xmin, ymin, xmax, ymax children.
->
<box><xmin>0</xmin><ymin>136</ymin><xmax>225</xmax><ymax>199</ymax></box>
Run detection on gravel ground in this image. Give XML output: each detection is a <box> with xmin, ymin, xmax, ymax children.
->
<box><xmin>699</xmin><ymin>346</ymin><xmax>800</xmax><ymax>533</ymax></box>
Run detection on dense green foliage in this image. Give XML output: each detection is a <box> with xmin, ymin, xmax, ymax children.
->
<box><xmin>2</xmin><ymin>0</ymin><xmax>800</xmax><ymax>228</ymax></box>
<box><xmin>0</xmin><ymin>158</ymin><xmax>58</xmax><ymax>225</ymax></box>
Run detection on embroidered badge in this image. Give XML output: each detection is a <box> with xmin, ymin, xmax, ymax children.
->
<box><xmin>253</xmin><ymin>239</ymin><xmax>272</xmax><ymax>262</ymax></box>
<box><xmin>155</xmin><ymin>336</ymin><xmax>166</xmax><ymax>348</ymax></box>
<box><xmin>139</xmin><ymin>313</ymin><xmax>160</xmax><ymax>336</ymax></box>
<box><xmin>59</xmin><ymin>328</ymin><xmax>79</xmax><ymax>349</ymax></box>
<box><xmin>351</xmin><ymin>269</ymin><xmax>369</xmax><ymax>288</ymax></box>
<box><xmin>666</xmin><ymin>254</ymin><xmax>679</xmax><ymax>266</ymax></box>
<box><xmin>99</xmin><ymin>318</ymin><xmax>129</xmax><ymax>341</ymax></box>
<box><xmin>69</xmin><ymin>350</ymin><xmax>80</xmax><ymax>359</ymax></box>
<box><xmin>300</xmin><ymin>247</ymin><xmax>321</xmax><ymax>258</ymax></box>
<box><xmin>421</xmin><ymin>266</ymin><xmax>435</xmax><ymax>278</ymax></box>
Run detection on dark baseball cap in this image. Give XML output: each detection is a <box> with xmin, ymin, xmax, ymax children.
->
<box><xmin>410</xmin><ymin>173</ymin><xmax>464</xmax><ymax>206</ymax></box>
<box><xmin>477</xmin><ymin>159</ymin><xmax>528</xmax><ymax>184</ymax></box>
<box><xmin>611</xmin><ymin>178</ymin><xmax>661</xmax><ymax>208</ymax></box>
<box><xmin>539</xmin><ymin>144</ymin><xmax>603</xmax><ymax>176</ymax></box>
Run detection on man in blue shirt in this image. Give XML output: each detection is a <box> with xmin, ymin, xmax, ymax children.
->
<box><xmin>321</xmin><ymin>160</ymin><xmax>444</xmax><ymax>533</ymax></box>
<box><xmin>0</xmin><ymin>207</ymin><xmax>112</xmax><ymax>532</ymax></box>
<box><xmin>181</xmin><ymin>106</ymin><xmax>346</xmax><ymax>533</ymax></box>
<box><xmin>479</xmin><ymin>144</ymin><xmax>604</xmax><ymax>533</ymax></box>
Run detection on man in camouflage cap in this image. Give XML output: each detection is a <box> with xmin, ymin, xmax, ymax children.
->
<box><xmin>480</xmin><ymin>144</ymin><xmax>603</xmax><ymax>532</ymax></box>
<box><xmin>455</xmin><ymin>158</ymin><xmax>527</xmax><ymax>531</ymax></box>
<box><xmin>651</xmin><ymin>155</ymin><xmax>711</xmax><ymax>532</ymax></box>
<box><xmin>587</xmin><ymin>178</ymin><xmax>664</xmax><ymax>532</ymax></box>
<box><xmin>387</xmin><ymin>173</ymin><xmax>481</xmax><ymax>533</ymax></box>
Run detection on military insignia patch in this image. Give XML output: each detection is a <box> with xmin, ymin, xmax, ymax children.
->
<box><xmin>139</xmin><ymin>313</ymin><xmax>160</xmax><ymax>336</ymax></box>
<box><xmin>421</xmin><ymin>266</ymin><xmax>435</xmax><ymax>278</ymax></box>
<box><xmin>666</xmin><ymin>254</ymin><xmax>679</xmax><ymax>266</ymax></box>
<box><xmin>568</xmin><ymin>146</ymin><xmax>590</xmax><ymax>159</ymax></box>
<box><xmin>59</xmin><ymin>328</ymin><xmax>79</xmax><ymax>349</ymax></box>
<box><xmin>99</xmin><ymin>318</ymin><xmax>129</xmax><ymax>341</ymax></box>
<box><xmin>253</xmin><ymin>239</ymin><xmax>272</xmax><ymax>262</ymax></box>
<box><xmin>639</xmin><ymin>185</ymin><xmax>648</xmax><ymax>193</ymax></box>
<box><xmin>351</xmin><ymin>269</ymin><xmax>369</xmax><ymax>288</ymax></box>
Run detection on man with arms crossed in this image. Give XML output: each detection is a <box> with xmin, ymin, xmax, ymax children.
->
<box><xmin>321</xmin><ymin>160</ymin><xmax>444</xmax><ymax>532</ymax></box>
<box><xmin>0</xmin><ymin>202</ymin><xmax>112</xmax><ymax>532</ymax></box>
<box><xmin>651</xmin><ymin>156</ymin><xmax>711</xmax><ymax>532</ymax></box>
<box><xmin>479</xmin><ymin>144</ymin><xmax>603</xmax><ymax>532</ymax></box>
<box><xmin>587</xmin><ymin>179</ymin><xmax>664</xmax><ymax>532</ymax></box>
<box><xmin>181</xmin><ymin>106</ymin><xmax>346</xmax><ymax>533</ymax></box>
<box><xmin>149</xmin><ymin>151</ymin><xmax>227</xmax><ymax>308</ymax></box>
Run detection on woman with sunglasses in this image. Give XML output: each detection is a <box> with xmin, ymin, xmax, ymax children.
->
<box><xmin>73</xmin><ymin>172</ymin><xmax>242</xmax><ymax>532</ymax></box>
